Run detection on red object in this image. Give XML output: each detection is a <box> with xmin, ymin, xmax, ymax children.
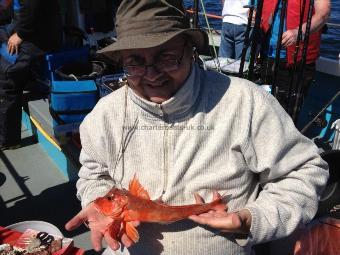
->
<box><xmin>261</xmin><ymin>0</ymin><xmax>321</xmax><ymax>65</ymax></box>
<box><xmin>0</xmin><ymin>226</ymin><xmax>85</xmax><ymax>255</ymax></box>
<box><xmin>0</xmin><ymin>227</ymin><xmax>22</xmax><ymax>246</ymax></box>
<box><xmin>293</xmin><ymin>218</ymin><xmax>340</xmax><ymax>255</ymax></box>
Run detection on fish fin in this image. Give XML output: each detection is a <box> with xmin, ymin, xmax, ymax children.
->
<box><xmin>110</xmin><ymin>204</ymin><xmax>124</xmax><ymax>218</ymax></box>
<box><xmin>123</xmin><ymin>209</ymin><xmax>139</xmax><ymax>222</ymax></box>
<box><xmin>108</xmin><ymin>220</ymin><xmax>121</xmax><ymax>240</ymax></box>
<box><xmin>129</xmin><ymin>174</ymin><xmax>150</xmax><ymax>200</ymax></box>
<box><xmin>125</xmin><ymin>222</ymin><xmax>139</xmax><ymax>243</ymax></box>
<box><xmin>220</xmin><ymin>193</ymin><xmax>232</xmax><ymax>204</ymax></box>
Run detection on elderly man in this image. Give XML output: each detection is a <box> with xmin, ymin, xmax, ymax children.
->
<box><xmin>65</xmin><ymin>1</ymin><xmax>328</xmax><ymax>255</ymax></box>
<box><xmin>260</xmin><ymin>0</ymin><xmax>331</xmax><ymax>116</ymax></box>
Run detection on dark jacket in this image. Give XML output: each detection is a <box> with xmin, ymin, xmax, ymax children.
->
<box><xmin>14</xmin><ymin>0</ymin><xmax>62</xmax><ymax>52</ymax></box>
<box><xmin>0</xmin><ymin>0</ymin><xmax>12</xmax><ymax>25</ymax></box>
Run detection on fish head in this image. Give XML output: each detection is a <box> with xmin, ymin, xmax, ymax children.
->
<box><xmin>94</xmin><ymin>188</ymin><xmax>128</xmax><ymax>217</ymax></box>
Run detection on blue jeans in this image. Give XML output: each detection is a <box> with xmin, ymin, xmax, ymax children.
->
<box><xmin>219</xmin><ymin>22</ymin><xmax>249</xmax><ymax>60</ymax></box>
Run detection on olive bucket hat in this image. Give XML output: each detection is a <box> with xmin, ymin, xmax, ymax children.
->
<box><xmin>98</xmin><ymin>0</ymin><xmax>209</xmax><ymax>59</ymax></box>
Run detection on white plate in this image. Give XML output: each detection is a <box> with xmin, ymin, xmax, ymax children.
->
<box><xmin>5</xmin><ymin>221</ymin><xmax>63</xmax><ymax>237</ymax></box>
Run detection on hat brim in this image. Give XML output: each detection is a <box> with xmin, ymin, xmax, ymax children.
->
<box><xmin>97</xmin><ymin>29</ymin><xmax>208</xmax><ymax>61</ymax></box>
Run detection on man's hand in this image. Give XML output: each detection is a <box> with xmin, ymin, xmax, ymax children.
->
<box><xmin>7</xmin><ymin>33</ymin><xmax>23</xmax><ymax>55</ymax></box>
<box><xmin>281</xmin><ymin>0</ymin><xmax>330</xmax><ymax>48</ymax></box>
<box><xmin>282</xmin><ymin>28</ymin><xmax>299</xmax><ymax>48</ymax></box>
<box><xmin>65</xmin><ymin>203</ymin><xmax>139</xmax><ymax>251</ymax></box>
<box><xmin>188</xmin><ymin>192</ymin><xmax>252</xmax><ymax>235</ymax></box>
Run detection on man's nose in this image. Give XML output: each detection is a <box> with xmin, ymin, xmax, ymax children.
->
<box><xmin>144</xmin><ymin>65</ymin><xmax>162</xmax><ymax>81</ymax></box>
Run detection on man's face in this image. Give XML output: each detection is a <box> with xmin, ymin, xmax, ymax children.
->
<box><xmin>121</xmin><ymin>36</ymin><xmax>192</xmax><ymax>104</ymax></box>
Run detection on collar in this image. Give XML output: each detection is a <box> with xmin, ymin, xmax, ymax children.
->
<box><xmin>129</xmin><ymin>63</ymin><xmax>201</xmax><ymax>120</ymax></box>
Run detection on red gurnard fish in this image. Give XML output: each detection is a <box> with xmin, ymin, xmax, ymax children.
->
<box><xmin>94</xmin><ymin>175</ymin><xmax>229</xmax><ymax>243</ymax></box>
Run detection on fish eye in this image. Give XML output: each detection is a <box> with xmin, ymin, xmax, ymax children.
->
<box><xmin>106</xmin><ymin>196</ymin><xmax>112</xmax><ymax>201</ymax></box>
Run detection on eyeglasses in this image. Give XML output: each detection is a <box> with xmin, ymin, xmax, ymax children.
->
<box><xmin>123</xmin><ymin>42</ymin><xmax>187</xmax><ymax>77</ymax></box>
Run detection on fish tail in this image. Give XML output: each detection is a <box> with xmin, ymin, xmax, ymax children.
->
<box><xmin>211</xmin><ymin>193</ymin><xmax>231</xmax><ymax>211</ymax></box>
<box><xmin>220</xmin><ymin>193</ymin><xmax>232</xmax><ymax>204</ymax></box>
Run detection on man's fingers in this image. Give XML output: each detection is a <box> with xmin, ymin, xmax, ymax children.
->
<box><xmin>7</xmin><ymin>44</ymin><xmax>13</xmax><ymax>55</ymax></box>
<box><xmin>282</xmin><ymin>30</ymin><xmax>298</xmax><ymax>48</ymax></box>
<box><xmin>104</xmin><ymin>231</ymin><xmax>121</xmax><ymax>251</ymax></box>
<box><xmin>120</xmin><ymin>233</ymin><xmax>134</xmax><ymax>248</ymax></box>
<box><xmin>188</xmin><ymin>214</ymin><xmax>213</xmax><ymax>225</ymax></box>
<box><xmin>194</xmin><ymin>193</ymin><xmax>205</xmax><ymax>204</ymax></box>
<box><xmin>192</xmin><ymin>212</ymin><xmax>212</xmax><ymax>218</ymax></box>
<box><xmin>9</xmin><ymin>45</ymin><xmax>15</xmax><ymax>55</ymax></box>
<box><xmin>91</xmin><ymin>229</ymin><xmax>105</xmax><ymax>252</ymax></box>
<box><xmin>130</xmin><ymin>220</ymin><xmax>140</xmax><ymax>227</ymax></box>
<box><xmin>65</xmin><ymin>211</ymin><xmax>87</xmax><ymax>231</ymax></box>
<box><xmin>189</xmin><ymin>212</ymin><xmax>243</xmax><ymax>233</ymax></box>
<box><xmin>281</xmin><ymin>36</ymin><xmax>288</xmax><ymax>47</ymax></box>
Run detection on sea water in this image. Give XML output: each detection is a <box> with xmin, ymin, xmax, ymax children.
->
<box><xmin>184</xmin><ymin>0</ymin><xmax>340</xmax><ymax>60</ymax></box>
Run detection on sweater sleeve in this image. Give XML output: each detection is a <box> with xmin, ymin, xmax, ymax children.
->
<box><xmin>240</xmin><ymin>91</ymin><xmax>329</xmax><ymax>245</ymax></box>
<box><xmin>76</xmin><ymin>112</ymin><xmax>116</xmax><ymax>208</ymax></box>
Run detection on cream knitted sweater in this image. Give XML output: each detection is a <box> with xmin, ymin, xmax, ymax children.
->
<box><xmin>76</xmin><ymin>64</ymin><xmax>328</xmax><ymax>255</ymax></box>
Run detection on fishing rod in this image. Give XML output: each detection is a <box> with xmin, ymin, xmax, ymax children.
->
<box><xmin>301</xmin><ymin>90</ymin><xmax>340</xmax><ymax>134</ymax></box>
<box><xmin>271</xmin><ymin>0</ymin><xmax>288</xmax><ymax>98</ymax></box>
<box><xmin>247</xmin><ymin>0</ymin><xmax>264</xmax><ymax>81</ymax></box>
<box><xmin>291</xmin><ymin>0</ymin><xmax>315</xmax><ymax>123</ymax></box>
<box><xmin>286</xmin><ymin>0</ymin><xmax>307</xmax><ymax>113</ymax></box>
<box><xmin>193</xmin><ymin>0</ymin><xmax>199</xmax><ymax>28</ymax></box>
<box><xmin>238</xmin><ymin>1</ymin><xmax>255</xmax><ymax>78</ymax></box>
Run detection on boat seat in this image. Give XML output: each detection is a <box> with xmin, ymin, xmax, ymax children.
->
<box><xmin>25</xmin><ymin>97</ymin><xmax>81</xmax><ymax>179</ymax></box>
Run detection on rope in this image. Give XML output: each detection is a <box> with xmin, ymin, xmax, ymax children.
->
<box><xmin>199</xmin><ymin>0</ymin><xmax>221</xmax><ymax>73</ymax></box>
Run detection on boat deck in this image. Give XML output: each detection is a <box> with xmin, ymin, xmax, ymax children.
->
<box><xmin>0</xmin><ymin>98</ymin><xmax>98</xmax><ymax>254</ymax></box>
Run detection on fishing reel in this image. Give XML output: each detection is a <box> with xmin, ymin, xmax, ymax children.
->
<box><xmin>313</xmin><ymin>114</ymin><xmax>328</xmax><ymax>129</ymax></box>
<box><xmin>316</xmin><ymin>150</ymin><xmax>340</xmax><ymax>219</ymax></box>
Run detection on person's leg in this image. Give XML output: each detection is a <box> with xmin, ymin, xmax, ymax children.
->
<box><xmin>218</xmin><ymin>22</ymin><xmax>235</xmax><ymax>58</ymax></box>
<box><xmin>234</xmin><ymin>24</ymin><xmax>247</xmax><ymax>60</ymax></box>
<box><xmin>286</xmin><ymin>63</ymin><xmax>316</xmax><ymax>120</ymax></box>
<box><xmin>300</xmin><ymin>63</ymin><xmax>316</xmax><ymax>99</ymax></box>
<box><xmin>0</xmin><ymin>42</ymin><xmax>42</xmax><ymax>149</ymax></box>
<box><xmin>275</xmin><ymin>63</ymin><xmax>292</xmax><ymax>111</ymax></box>
<box><xmin>260</xmin><ymin>58</ymin><xmax>291</xmax><ymax>111</ymax></box>
<box><xmin>0</xmin><ymin>77</ymin><xmax>22</xmax><ymax>148</ymax></box>
<box><xmin>261</xmin><ymin>58</ymin><xmax>315</xmax><ymax>119</ymax></box>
